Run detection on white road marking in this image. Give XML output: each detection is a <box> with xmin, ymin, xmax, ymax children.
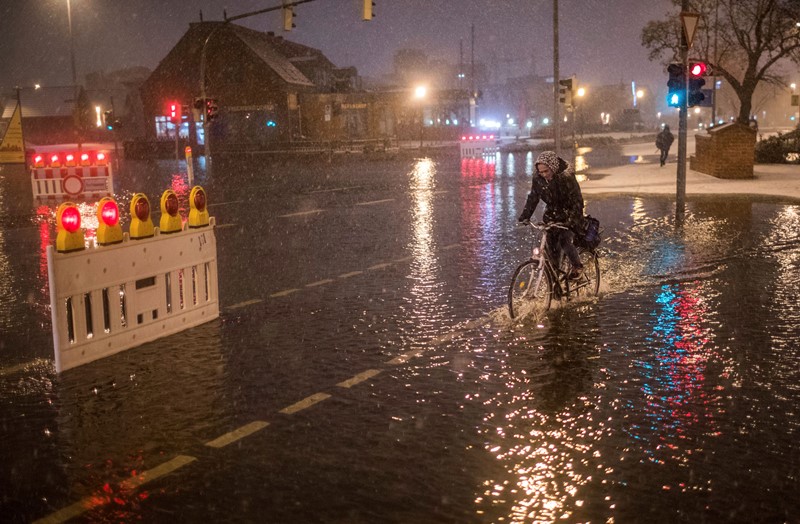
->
<box><xmin>394</xmin><ymin>256</ymin><xmax>413</xmax><ymax>263</ymax></box>
<box><xmin>387</xmin><ymin>349</ymin><xmax>423</xmax><ymax>365</ymax></box>
<box><xmin>306</xmin><ymin>279</ymin><xmax>334</xmax><ymax>287</ymax></box>
<box><xmin>208</xmin><ymin>200</ymin><xmax>244</xmax><ymax>207</ymax></box>
<box><xmin>309</xmin><ymin>186</ymin><xmax>360</xmax><ymax>194</ymax></box>
<box><xmin>270</xmin><ymin>288</ymin><xmax>300</xmax><ymax>297</ymax></box>
<box><xmin>279</xmin><ymin>209</ymin><xmax>323</xmax><ymax>218</ymax></box>
<box><xmin>337</xmin><ymin>369</ymin><xmax>382</xmax><ymax>388</ymax></box>
<box><xmin>228</xmin><ymin>298</ymin><xmax>262</xmax><ymax>310</ymax></box>
<box><xmin>356</xmin><ymin>198</ymin><xmax>394</xmax><ymax>206</ymax></box>
<box><xmin>34</xmin><ymin>455</ymin><xmax>197</xmax><ymax>524</ymax></box>
<box><xmin>442</xmin><ymin>243</ymin><xmax>460</xmax><ymax>250</ymax></box>
<box><xmin>205</xmin><ymin>421</ymin><xmax>269</xmax><ymax>448</ymax></box>
<box><xmin>367</xmin><ymin>262</ymin><xmax>392</xmax><ymax>270</ymax></box>
<box><xmin>338</xmin><ymin>270</ymin><xmax>364</xmax><ymax>279</ymax></box>
<box><xmin>0</xmin><ymin>359</ymin><xmax>47</xmax><ymax>377</ymax></box>
<box><xmin>215</xmin><ymin>223</ymin><xmax>237</xmax><ymax>230</ymax></box>
<box><xmin>280</xmin><ymin>393</ymin><xmax>331</xmax><ymax>414</ymax></box>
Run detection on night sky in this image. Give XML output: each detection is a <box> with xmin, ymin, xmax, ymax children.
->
<box><xmin>0</xmin><ymin>0</ymin><xmax>674</xmax><ymax>93</ymax></box>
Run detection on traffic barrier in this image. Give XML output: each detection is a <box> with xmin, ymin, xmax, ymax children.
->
<box><xmin>47</xmin><ymin>187</ymin><xmax>219</xmax><ymax>372</ymax></box>
<box><xmin>459</xmin><ymin>134</ymin><xmax>499</xmax><ymax>158</ymax></box>
<box><xmin>30</xmin><ymin>150</ymin><xmax>113</xmax><ymax>202</ymax></box>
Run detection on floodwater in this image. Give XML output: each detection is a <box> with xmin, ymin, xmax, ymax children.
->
<box><xmin>0</xmin><ymin>150</ymin><xmax>798</xmax><ymax>522</ymax></box>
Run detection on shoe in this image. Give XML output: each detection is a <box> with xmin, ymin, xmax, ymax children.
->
<box><xmin>568</xmin><ymin>265</ymin><xmax>584</xmax><ymax>280</ymax></box>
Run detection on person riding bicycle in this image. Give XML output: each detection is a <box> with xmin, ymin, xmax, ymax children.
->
<box><xmin>518</xmin><ymin>151</ymin><xmax>585</xmax><ymax>279</ymax></box>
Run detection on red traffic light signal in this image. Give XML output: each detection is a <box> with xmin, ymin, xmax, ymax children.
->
<box><xmin>167</xmin><ymin>102</ymin><xmax>179</xmax><ymax>122</ymax></box>
<box><xmin>689</xmin><ymin>62</ymin><xmax>707</xmax><ymax>77</ymax></box>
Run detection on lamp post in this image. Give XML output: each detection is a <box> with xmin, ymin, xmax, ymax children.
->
<box><xmin>414</xmin><ymin>85</ymin><xmax>427</xmax><ymax>149</ymax></box>
<box><xmin>200</xmin><ymin>24</ymin><xmax>223</xmax><ymax>178</ymax></box>
<box><xmin>66</xmin><ymin>0</ymin><xmax>81</xmax><ymax>148</ymax></box>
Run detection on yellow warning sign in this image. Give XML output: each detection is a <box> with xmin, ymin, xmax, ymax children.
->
<box><xmin>0</xmin><ymin>102</ymin><xmax>25</xmax><ymax>164</ymax></box>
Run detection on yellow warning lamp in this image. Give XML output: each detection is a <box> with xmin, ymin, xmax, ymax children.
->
<box><xmin>55</xmin><ymin>202</ymin><xmax>85</xmax><ymax>253</ymax></box>
<box><xmin>96</xmin><ymin>197</ymin><xmax>123</xmax><ymax>245</ymax></box>
<box><xmin>129</xmin><ymin>193</ymin><xmax>155</xmax><ymax>239</ymax></box>
<box><xmin>188</xmin><ymin>186</ymin><xmax>209</xmax><ymax>228</ymax></box>
<box><xmin>159</xmin><ymin>189</ymin><xmax>183</xmax><ymax>234</ymax></box>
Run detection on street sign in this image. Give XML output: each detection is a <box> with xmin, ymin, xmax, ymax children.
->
<box><xmin>680</xmin><ymin>12</ymin><xmax>700</xmax><ymax>49</ymax></box>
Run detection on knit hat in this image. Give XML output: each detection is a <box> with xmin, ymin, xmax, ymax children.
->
<box><xmin>535</xmin><ymin>151</ymin><xmax>560</xmax><ymax>174</ymax></box>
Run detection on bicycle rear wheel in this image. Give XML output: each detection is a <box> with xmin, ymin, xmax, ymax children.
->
<box><xmin>567</xmin><ymin>249</ymin><xmax>600</xmax><ymax>298</ymax></box>
<box><xmin>508</xmin><ymin>259</ymin><xmax>553</xmax><ymax>319</ymax></box>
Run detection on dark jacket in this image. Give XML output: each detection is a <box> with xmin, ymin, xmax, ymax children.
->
<box><xmin>655</xmin><ymin>128</ymin><xmax>674</xmax><ymax>150</ymax></box>
<box><xmin>519</xmin><ymin>156</ymin><xmax>584</xmax><ymax>231</ymax></box>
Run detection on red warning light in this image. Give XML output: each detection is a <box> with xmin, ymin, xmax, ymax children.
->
<box><xmin>33</xmin><ymin>155</ymin><xmax>44</xmax><ymax>167</ymax></box>
<box><xmin>165</xmin><ymin>192</ymin><xmax>179</xmax><ymax>216</ymax></box>
<box><xmin>133</xmin><ymin>197</ymin><xmax>150</xmax><ymax>221</ymax></box>
<box><xmin>193</xmin><ymin>188</ymin><xmax>206</xmax><ymax>212</ymax></box>
<box><xmin>80</xmin><ymin>153</ymin><xmax>90</xmax><ymax>165</ymax></box>
<box><xmin>100</xmin><ymin>199</ymin><xmax>119</xmax><ymax>226</ymax></box>
<box><xmin>96</xmin><ymin>152</ymin><xmax>107</xmax><ymax>164</ymax></box>
<box><xmin>50</xmin><ymin>154</ymin><xmax>61</xmax><ymax>167</ymax></box>
<box><xmin>60</xmin><ymin>205</ymin><xmax>81</xmax><ymax>233</ymax></box>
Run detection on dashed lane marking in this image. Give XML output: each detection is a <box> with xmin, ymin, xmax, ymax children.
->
<box><xmin>309</xmin><ymin>186</ymin><xmax>361</xmax><ymax>194</ymax></box>
<box><xmin>338</xmin><ymin>270</ymin><xmax>363</xmax><ymax>279</ymax></box>
<box><xmin>279</xmin><ymin>209</ymin><xmax>324</xmax><ymax>218</ymax></box>
<box><xmin>367</xmin><ymin>262</ymin><xmax>392</xmax><ymax>270</ymax></box>
<box><xmin>356</xmin><ymin>198</ymin><xmax>394</xmax><ymax>206</ymax></box>
<box><xmin>443</xmin><ymin>243</ymin><xmax>460</xmax><ymax>250</ymax></box>
<box><xmin>280</xmin><ymin>393</ymin><xmax>331</xmax><ymax>415</ymax></box>
<box><xmin>306</xmin><ymin>278</ymin><xmax>334</xmax><ymax>287</ymax></box>
<box><xmin>205</xmin><ymin>421</ymin><xmax>269</xmax><ymax>448</ymax></box>
<box><xmin>387</xmin><ymin>349</ymin><xmax>424</xmax><ymax>365</ymax></box>
<box><xmin>393</xmin><ymin>256</ymin><xmax>413</xmax><ymax>263</ymax></box>
<box><xmin>228</xmin><ymin>298</ymin><xmax>263</xmax><ymax>310</ymax></box>
<box><xmin>337</xmin><ymin>369</ymin><xmax>382</xmax><ymax>388</ymax></box>
<box><xmin>270</xmin><ymin>288</ymin><xmax>300</xmax><ymax>298</ymax></box>
<box><xmin>208</xmin><ymin>200</ymin><xmax>244</xmax><ymax>207</ymax></box>
<box><xmin>34</xmin><ymin>455</ymin><xmax>197</xmax><ymax>524</ymax></box>
<box><xmin>215</xmin><ymin>223</ymin><xmax>237</xmax><ymax>230</ymax></box>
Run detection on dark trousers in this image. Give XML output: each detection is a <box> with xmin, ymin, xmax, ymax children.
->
<box><xmin>552</xmin><ymin>229</ymin><xmax>582</xmax><ymax>268</ymax></box>
<box><xmin>659</xmin><ymin>148</ymin><xmax>669</xmax><ymax>166</ymax></box>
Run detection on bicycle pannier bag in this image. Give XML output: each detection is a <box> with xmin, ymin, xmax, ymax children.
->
<box><xmin>582</xmin><ymin>215</ymin><xmax>601</xmax><ymax>249</ymax></box>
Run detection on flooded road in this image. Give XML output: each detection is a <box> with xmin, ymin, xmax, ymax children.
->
<box><xmin>0</xmin><ymin>150</ymin><xmax>798</xmax><ymax>522</ymax></box>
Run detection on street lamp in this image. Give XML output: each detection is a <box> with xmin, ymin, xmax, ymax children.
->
<box><xmin>414</xmin><ymin>85</ymin><xmax>427</xmax><ymax>148</ymax></box>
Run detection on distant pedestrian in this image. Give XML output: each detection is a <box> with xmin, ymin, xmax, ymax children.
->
<box><xmin>655</xmin><ymin>125</ymin><xmax>674</xmax><ymax>167</ymax></box>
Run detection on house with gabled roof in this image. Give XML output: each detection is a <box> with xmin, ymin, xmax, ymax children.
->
<box><xmin>139</xmin><ymin>21</ymin><xmax>369</xmax><ymax>147</ymax></box>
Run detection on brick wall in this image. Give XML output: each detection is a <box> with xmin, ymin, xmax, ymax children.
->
<box><xmin>690</xmin><ymin>123</ymin><xmax>756</xmax><ymax>179</ymax></box>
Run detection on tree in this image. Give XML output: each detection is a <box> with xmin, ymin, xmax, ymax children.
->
<box><xmin>641</xmin><ymin>0</ymin><xmax>800</xmax><ymax>124</ymax></box>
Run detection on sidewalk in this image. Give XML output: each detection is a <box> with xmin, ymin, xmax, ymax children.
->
<box><xmin>582</xmin><ymin>154</ymin><xmax>800</xmax><ymax>202</ymax></box>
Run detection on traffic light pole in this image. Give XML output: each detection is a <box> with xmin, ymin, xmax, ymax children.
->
<box><xmin>199</xmin><ymin>27</ymin><xmax>219</xmax><ymax>179</ymax></box>
<box><xmin>552</xmin><ymin>0</ymin><xmax>561</xmax><ymax>156</ymax></box>
<box><xmin>676</xmin><ymin>2</ymin><xmax>689</xmax><ymax>225</ymax></box>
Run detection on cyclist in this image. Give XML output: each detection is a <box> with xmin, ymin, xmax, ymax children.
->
<box><xmin>518</xmin><ymin>151</ymin><xmax>585</xmax><ymax>279</ymax></box>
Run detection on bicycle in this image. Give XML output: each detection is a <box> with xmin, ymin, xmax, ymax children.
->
<box><xmin>507</xmin><ymin>221</ymin><xmax>600</xmax><ymax>319</ymax></box>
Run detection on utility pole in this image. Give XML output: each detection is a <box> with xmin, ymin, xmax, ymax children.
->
<box><xmin>553</xmin><ymin>0</ymin><xmax>561</xmax><ymax>155</ymax></box>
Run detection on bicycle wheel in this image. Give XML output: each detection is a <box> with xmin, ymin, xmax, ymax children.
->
<box><xmin>567</xmin><ymin>249</ymin><xmax>600</xmax><ymax>298</ymax></box>
<box><xmin>508</xmin><ymin>259</ymin><xmax>553</xmax><ymax>319</ymax></box>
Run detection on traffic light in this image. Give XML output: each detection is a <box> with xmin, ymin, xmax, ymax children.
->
<box><xmin>168</xmin><ymin>102</ymin><xmax>179</xmax><ymax>122</ymax></box>
<box><xmin>688</xmin><ymin>62</ymin><xmax>707</xmax><ymax>107</ymax></box>
<box><xmin>667</xmin><ymin>63</ymin><xmax>685</xmax><ymax>107</ymax></box>
<box><xmin>282</xmin><ymin>4</ymin><xmax>295</xmax><ymax>31</ymax></box>
<box><xmin>558</xmin><ymin>76</ymin><xmax>575</xmax><ymax>109</ymax></box>
<box><xmin>205</xmin><ymin>98</ymin><xmax>219</xmax><ymax>121</ymax></box>
<box><xmin>363</xmin><ymin>0</ymin><xmax>375</xmax><ymax>20</ymax></box>
<box><xmin>103</xmin><ymin>110</ymin><xmax>114</xmax><ymax>130</ymax></box>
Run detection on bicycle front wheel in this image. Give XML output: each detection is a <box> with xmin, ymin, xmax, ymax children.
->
<box><xmin>508</xmin><ymin>259</ymin><xmax>553</xmax><ymax>319</ymax></box>
<box><xmin>568</xmin><ymin>249</ymin><xmax>600</xmax><ymax>298</ymax></box>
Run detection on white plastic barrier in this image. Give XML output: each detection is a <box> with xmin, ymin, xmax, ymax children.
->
<box><xmin>460</xmin><ymin>134</ymin><xmax>499</xmax><ymax>158</ymax></box>
<box><xmin>32</xmin><ymin>165</ymin><xmax>114</xmax><ymax>202</ymax></box>
<box><xmin>47</xmin><ymin>219</ymin><xmax>219</xmax><ymax>372</ymax></box>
